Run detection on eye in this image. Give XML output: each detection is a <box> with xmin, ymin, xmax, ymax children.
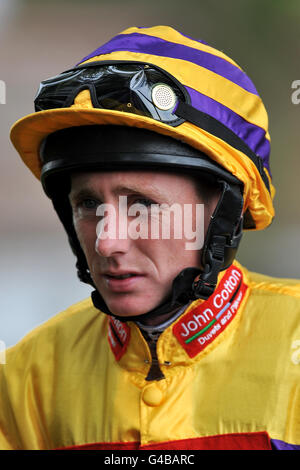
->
<box><xmin>81</xmin><ymin>198</ymin><xmax>99</xmax><ymax>210</ymax></box>
<box><xmin>73</xmin><ymin>197</ymin><xmax>101</xmax><ymax>217</ymax></box>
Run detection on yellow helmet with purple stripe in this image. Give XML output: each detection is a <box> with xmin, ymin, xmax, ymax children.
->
<box><xmin>10</xmin><ymin>25</ymin><xmax>274</xmax><ymax>231</ymax></box>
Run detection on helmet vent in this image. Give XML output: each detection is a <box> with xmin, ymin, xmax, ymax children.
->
<box><xmin>152</xmin><ymin>83</ymin><xmax>177</xmax><ymax>110</ymax></box>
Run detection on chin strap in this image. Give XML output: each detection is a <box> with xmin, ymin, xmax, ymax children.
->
<box><xmin>192</xmin><ymin>236</ymin><xmax>227</xmax><ymax>300</ymax></box>
<box><xmin>91</xmin><ymin>239</ymin><xmax>229</xmax><ymax>323</ymax></box>
<box><xmin>193</xmin><ymin>230</ymin><xmax>242</xmax><ymax>299</ymax></box>
<box><xmin>91</xmin><ymin>266</ymin><xmax>202</xmax><ymax>323</ymax></box>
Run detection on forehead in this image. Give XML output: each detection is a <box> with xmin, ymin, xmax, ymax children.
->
<box><xmin>70</xmin><ymin>170</ymin><xmax>199</xmax><ymax>198</ymax></box>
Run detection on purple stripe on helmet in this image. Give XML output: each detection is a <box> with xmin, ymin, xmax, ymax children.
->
<box><xmin>271</xmin><ymin>439</ymin><xmax>300</xmax><ymax>450</ymax></box>
<box><xmin>77</xmin><ymin>33</ymin><xmax>258</xmax><ymax>96</ymax></box>
<box><xmin>186</xmin><ymin>86</ymin><xmax>271</xmax><ymax>173</ymax></box>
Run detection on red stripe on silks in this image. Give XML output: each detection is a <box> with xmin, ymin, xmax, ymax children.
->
<box><xmin>142</xmin><ymin>432</ymin><xmax>272</xmax><ymax>450</ymax></box>
<box><xmin>56</xmin><ymin>432</ymin><xmax>271</xmax><ymax>450</ymax></box>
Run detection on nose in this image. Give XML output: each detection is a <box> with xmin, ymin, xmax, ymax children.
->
<box><xmin>95</xmin><ymin>233</ymin><xmax>131</xmax><ymax>258</ymax></box>
<box><xmin>95</xmin><ymin>204</ymin><xmax>131</xmax><ymax>257</ymax></box>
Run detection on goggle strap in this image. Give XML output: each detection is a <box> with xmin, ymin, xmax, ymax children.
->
<box><xmin>175</xmin><ymin>101</ymin><xmax>270</xmax><ymax>193</ymax></box>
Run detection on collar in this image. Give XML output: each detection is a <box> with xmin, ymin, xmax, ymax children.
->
<box><xmin>106</xmin><ymin>261</ymin><xmax>250</xmax><ymax>372</ymax></box>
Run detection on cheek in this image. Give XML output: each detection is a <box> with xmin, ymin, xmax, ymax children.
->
<box><xmin>138</xmin><ymin>236</ymin><xmax>200</xmax><ymax>280</ymax></box>
<box><xmin>73</xmin><ymin>217</ymin><xmax>96</xmax><ymax>260</ymax></box>
<box><xmin>169</xmin><ymin>238</ymin><xmax>201</xmax><ymax>268</ymax></box>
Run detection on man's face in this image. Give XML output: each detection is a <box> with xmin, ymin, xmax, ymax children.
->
<box><xmin>69</xmin><ymin>170</ymin><xmax>217</xmax><ymax>319</ymax></box>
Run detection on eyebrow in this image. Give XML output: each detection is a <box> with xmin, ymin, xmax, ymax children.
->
<box><xmin>69</xmin><ymin>183</ymin><xmax>167</xmax><ymax>204</ymax></box>
<box><xmin>115</xmin><ymin>184</ymin><xmax>164</xmax><ymax>199</ymax></box>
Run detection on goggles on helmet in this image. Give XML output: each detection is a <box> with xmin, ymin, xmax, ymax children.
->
<box><xmin>34</xmin><ymin>61</ymin><xmax>189</xmax><ymax>126</ymax></box>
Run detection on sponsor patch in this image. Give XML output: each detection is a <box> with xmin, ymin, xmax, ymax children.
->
<box><xmin>173</xmin><ymin>265</ymin><xmax>248</xmax><ymax>358</ymax></box>
<box><xmin>108</xmin><ymin>316</ymin><xmax>131</xmax><ymax>361</ymax></box>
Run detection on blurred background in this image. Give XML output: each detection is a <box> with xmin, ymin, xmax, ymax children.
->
<box><xmin>1</xmin><ymin>0</ymin><xmax>299</xmax><ymax>347</ymax></box>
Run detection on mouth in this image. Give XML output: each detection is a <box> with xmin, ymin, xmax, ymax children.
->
<box><xmin>101</xmin><ymin>271</ymin><xmax>145</xmax><ymax>292</ymax></box>
<box><xmin>105</xmin><ymin>273</ymin><xmax>137</xmax><ymax>280</ymax></box>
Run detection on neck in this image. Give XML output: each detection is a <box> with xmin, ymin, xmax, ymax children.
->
<box><xmin>136</xmin><ymin>303</ymin><xmax>189</xmax><ymax>331</ymax></box>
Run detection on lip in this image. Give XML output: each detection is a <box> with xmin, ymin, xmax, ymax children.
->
<box><xmin>101</xmin><ymin>271</ymin><xmax>146</xmax><ymax>292</ymax></box>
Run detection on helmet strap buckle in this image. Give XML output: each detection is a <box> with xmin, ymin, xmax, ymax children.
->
<box><xmin>192</xmin><ymin>235</ymin><xmax>227</xmax><ymax>299</ymax></box>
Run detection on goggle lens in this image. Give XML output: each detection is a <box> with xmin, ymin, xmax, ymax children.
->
<box><xmin>34</xmin><ymin>63</ymin><xmax>187</xmax><ymax>126</ymax></box>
